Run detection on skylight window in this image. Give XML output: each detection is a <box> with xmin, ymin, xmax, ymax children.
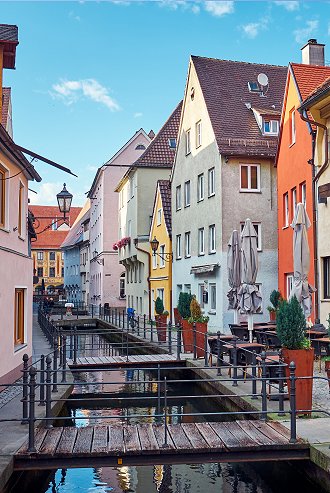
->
<box><xmin>168</xmin><ymin>138</ymin><xmax>176</xmax><ymax>149</ymax></box>
<box><xmin>248</xmin><ymin>81</ymin><xmax>260</xmax><ymax>93</ymax></box>
<box><xmin>263</xmin><ymin>119</ymin><xmax>279</xmax><ymax>135</ymax></box>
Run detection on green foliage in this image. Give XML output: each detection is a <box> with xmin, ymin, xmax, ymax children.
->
<box><xmin>163</xmin><ymin>310</ymin><xmax>169</xmax><ymax>316</ymax></box>
<box><xmin>177</xmin><ymin>292</ymin><xmax>193</xmax><ymax>319</ymax></box>
<box><xmin>276</xmin><ymin>295</ymin><xmax>307</xmax><ymax>350</ymax></box>
<box><xmin>190</xmin><ymin>297</ymin><xmax>202</xmax><ymax>320</ymax></box>
<box><xmin>155</xmin><ymin>297</ymin><xmax>164</xmax><ymax>315</ymax></box>
<box><xmin>269</xmin><ymin>290</ymin><xmax>283</xmax><ymax>310</ymax></box>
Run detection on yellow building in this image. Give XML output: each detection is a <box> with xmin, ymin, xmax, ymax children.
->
<box><xmin>149</xmin><ymin>180</ymin><xmax>172</xmax><ymax>316</ymax></box>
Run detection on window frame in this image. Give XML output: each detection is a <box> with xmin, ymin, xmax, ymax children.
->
<box><xmin>300</xmin><ymin>182</ymin><xmax>306</xmax><ymax>207</ymax></box>
<box><xmin>198</xmin><ymin>227</ymin><xmax>205</xmax><ymax>255</ymax></box>
<box><xmin>283</xmin><ymin>193</ymin><xmax>289</xmax><ymax>228</ymax></box>
<box><xmin>292</xmin><ymin>187</ymin><xmax>297</xmax><ymax>218</ymax></box>
<box><xmin>286</xmin><ymin>273</ymin><xmax>294</xmax><ymax>300</ymax></box>
<box><xmin>185</xmin><ymin>129</ymin><xmax>191</xmax><ymax>155</ymax></box>
<box><xmin>323</xmin><ymin>257</ymin><xmax>330</xmax><ymax>299</ymax></box>
<box><xmin>18</xmin><ymin>181</ymin><xmax>24</xmax><ymax>237</ymax></box>
<box><xmin>240</xmin><ymin>164</ymin><xmax>261</xmax><ymax>192</ymax></box>
<box><xmin>14</xmin><ymin>288</ymin><xmax>25</xmax><ymax>346</ymax></box>
<box><xmin>152</xmin><ymin>251</ymin><xmax>157</xmax><ymax>269</ymax></box>
<box><xmin>209</xmin><ymin>283</ymin><xmax>216</xmax><ymax>312</ymax></box>
<box><xmin>49</xmin><ymin>251</ymin><xmax>56</xmax><ymax>261</ymax></box>
<box><xmin>157</xmin><ymin>208</ymin><xmax>162</xmax><ymax>226</ymax></box>
<box><xmin>159</xmin><ymin>244</ymin><xmax>165</xmax><ymax>268</ymax></box>
<box><xmin>0</xmin><ymin>166</ymin><xmax>5</xmax><ymax>228</ymax></box>
<box><xmin>208</xmin><ymin>168</ymin><xmax>215</xmax><ymax>197</ymax></box>
<box><xmin>240</xmin><ymin>222</ymin><xmax>262</xmax><ymax>251</ymax></box>
<box><xmin>176</xmin><ymin>234</ymin><xmax>182</xmax><ymax>259</ymax></box>
<box><xmin>209</xmin><ymin>224</ymin><xmax>216</xmax><ymax>253</ymax></box>
<box><xmin>184</xmin><ymin>231</ymin><xmax>191</xmax><ymax>258</ymax></box>
<box><xmin>196</xmin><ymin>120</ymin><xmax>202</xmax><ymax>148</ymax></box>
<box><xmin>49</xmin><ymin>267</ymin><xmax>55</xmax><ymax>278</ymax></box>
<box><xmin>263</xmin><ymin>119</ymin><xmax>279</xmax><ymax>136</ymax></box>
<box><xmin>37</xmin><ymin>267</ymin><xmax>43</xmax><ymax>277</ymax></box>
<box><xmin>37</xmin><ymin>251</ymin><xmax>44</xmax><ymax>261</ymax></box>
<box><xmin>184</xmin><ymin>180</ymin><xmax>191</xmax><ymax>208</ymax></box>
<box><xmin>197</xmin><ymin>173</ymin><xmax>204</xmax><ymax>202</ymax></box>
<box><xmin>290</xmin><ymin>108</ymin><xmax>296</xmax><ymax>146</ymax></box>
<box><xmin>176</xmin><ymin>185</ymin><xmax>181</xmax><ymax>211</ymax></box>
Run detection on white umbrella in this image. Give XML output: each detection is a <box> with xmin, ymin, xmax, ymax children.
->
<box><xmin>290</xmin><ymin>202</ymin><xmax>316</xmax><ymax>318</ymax></box>
<box><xmin>238</xmin><ymin>218</ymin><xmax>262</xmax><ymax>342</ymax></box>
<box><xmin>227</xmin><ymin>230</ymin><xmax>241</xmax><ymax>324</ymax></box>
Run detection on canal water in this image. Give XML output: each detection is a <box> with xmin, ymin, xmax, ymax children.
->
<box><xmin>9</xmin><ymin>329</ymin><xmax>325</xmax><ymax>493</ymax></box>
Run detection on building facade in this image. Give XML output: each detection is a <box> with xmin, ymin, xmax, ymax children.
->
<box><xmin>88</xmin><ymin>129</ymin><xmax>151</xmax><ymax>307</ymax></box>
<box><xmin>116</xmin><ymin>102</ymin><xmax>182</xmax><ymax>318</ymax></box>
<box><xmin>171</xmin><ymin>56</ymin><xmax>287</xmax><ymax>331</ymax></box>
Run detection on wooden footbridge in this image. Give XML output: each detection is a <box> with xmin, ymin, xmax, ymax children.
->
<box><xmin>67</xmin><ymin>354</ymin><xmax>183</xmax><ymax>369</ymax></box>
<box><xmin>14</xmin><ymin>420</ymin><xmax>309</xmax><ymax>470</ymax></box>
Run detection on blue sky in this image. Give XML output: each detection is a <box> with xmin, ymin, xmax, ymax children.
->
<box><xmin>1</xmin><ymin>0</ymin><xmax>329</xmax><ymax>206</ymax></box>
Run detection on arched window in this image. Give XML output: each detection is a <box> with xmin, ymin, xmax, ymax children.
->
<box><xmin>119</xmin><ymin>272</ymin><xmax>126</xmax><ymax>299</ymax></box>
<box><xmin>135</xmin><ymin>144</ymin><xmax>146</xmax><ymax>150</ymax></box>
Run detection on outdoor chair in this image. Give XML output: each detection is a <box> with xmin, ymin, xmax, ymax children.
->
<box><xmin>229</xmin><ymin>326</ymin><xmax>249</xmax><ymax>341</ymax></box>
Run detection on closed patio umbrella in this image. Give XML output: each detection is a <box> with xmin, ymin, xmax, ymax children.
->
<box><xmin>238</xmin><ymin>218</ymin><xmax>262</xmax><ymax>342</ymax></box>
<box><xmin>290</xmin><ymin>202</ymin><xmax>315</xmax><ymax>318</ymax></box>
<box><xmin>227</xmin><ymin>230</ymin><xmax>241</xmax><ymax>324</ymax></box>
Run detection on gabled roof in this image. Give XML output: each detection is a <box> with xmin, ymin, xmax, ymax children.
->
<box><xmin>291</xmin><ymin>63</ymin><xmax>330</xmax><ymax>101</ymax></box>
<box><xmin>300</xmin><ymin>75</ymin><xmax>330</xmax><ymax>109</ymax></box>
<box><xmin>0</xmin><ymin>24</ymin><xmax>19</xmax><ymax>69</ymax></box>
<box><xmin>61</xmin><ymin>207</ymin><xmax>90</xmax><ymax>249</ymax></box>
<box><xmin>1</xmin><ymin>87</ymin><xmax>10</xmax><ymax>128</ymax></box>
<box><xmin>158</xmin><ymin>180</ymin><xmax>171</xmax><ymax>238</ymax></box>
<box><xmin>133</xmin><ymin>101</ymin><xmax>182</xmax><ymax>168</ymax></box>
<box><xmin>191</xmin><ymin>56</ymin><xmax>287</xmax><ymax>158</ymax></box>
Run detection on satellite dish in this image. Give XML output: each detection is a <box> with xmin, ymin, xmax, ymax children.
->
<box><xmin>257</xmin><ymin>73</ymin><xmax>269</xmax><ymax>87</ymax></box>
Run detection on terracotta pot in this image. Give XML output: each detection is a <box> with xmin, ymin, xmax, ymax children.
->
<box><xmin>195</xmin><ymin>322</ymin><xmax>208</xmax><ymax>358</ymax></box>
<box><xmin>182</xmin><ymin>319</ymin><xmax>193</xmax><ymax>353</ymax></box>
<box><xmin>325</xmin><ymin>360</ymin><xmax>330</xmax><ymax>391</ymax></box>
<box><xmin>281</xmin><ymin>348</ymin><xmax>314</xmax><ymax>416</ymax></box>
<box><xmin>173</xmin><ymin>308</ymin><xmax>182</xmax><ymax>326</ymax></box>
<box><xmin>155</xmin><ymin>315</ymin><xmax>167</xmax><ymax>342</ymax></box>
<box><xmin>269</xmin><ymin>310</ymin><xmax>276</xmax><ymax>322</ymax></box>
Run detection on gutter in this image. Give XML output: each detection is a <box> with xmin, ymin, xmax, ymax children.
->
<box><xmin>133</xmin><ymin>238</ymin><xmax>152</xmax><ymax>321</ymax></box>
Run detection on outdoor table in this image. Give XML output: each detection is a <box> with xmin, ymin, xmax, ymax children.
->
<box><xmin>223</xmin><ymin>342</ymin><xmax>264</xmax><ymax>367</ymax></box>
<box><xmin>306</xmin><ymin>330</ymin><xmax>327</xmax><ymax>339</ymax></box>
<box><xmin>310</xmin><ymin>337</ymin><xmax>330</xmax><ymax>362</ymax></box>
<box><xmin>207</xmin><ymin>335</ymin><xmax>239</xmax><ymax>365</ymax></box>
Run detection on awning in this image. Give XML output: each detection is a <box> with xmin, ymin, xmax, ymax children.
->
<box><xmin>190</xmin><ymin>263</ymin><xmax>220</xmax><ymax>275</ymax></box>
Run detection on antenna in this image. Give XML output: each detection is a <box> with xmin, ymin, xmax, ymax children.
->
<box><xmin>257</xmin><ymin>73</ymin><xmax>269</xmax><ymax>86</ymax></box>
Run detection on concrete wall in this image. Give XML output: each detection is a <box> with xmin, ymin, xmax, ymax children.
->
<box><xmin>63</xmin><ymin>246</ymin><xmax>81</xmax><ymax>301</ymax></box>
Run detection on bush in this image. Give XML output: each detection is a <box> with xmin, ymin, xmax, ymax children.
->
<box><xmin>190</xmin><ymin>296</ymin><xmax>202</xmax><ymax>320</ymax></box>
<box><xmin>177</xmin><ymin>292</ymin><xmax>193</xmax><ymax>319</ymax></box>
<box><xmin>276</xmin><ymin>295</ymin><xmax>307</xmax><ymax>350</ymax></box>
<box><xmin>270</xmin><ymin>290</ymin><xmax>283</xmax><ymax>310</ymax></box>
<box><xmin>155</xmin><ymin>297</ymin><xmax>164</xmax><ymax>315</ymax></box>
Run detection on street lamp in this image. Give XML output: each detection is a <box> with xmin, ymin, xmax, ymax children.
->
<box><xmin>31</xmin><ymin>183</ymin><xmax>73</xmax><ymax>235</ymax></box>
<box><xmin>93</xmin><ymin>250</ymin><xmax>104</xmax><ymax>265</ymax></box>
<box><xmin>150</xmin><ymin>236</ymin><xmax>173</xmax><ymax>262</ymax></box>
<box><xmin>56</xmin><ymin>183</ymin><xmax>73</xmax><ymax>220</ymax></box>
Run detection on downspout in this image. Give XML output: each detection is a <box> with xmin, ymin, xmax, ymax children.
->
<box><xmin>134</xmin><ymin>238</ymin><xmax>152</xmax><ymax>321</ymax></box>
<box><xmin>298</xmin><ymin>110</ymin><xmax>329</xmax><ymax>321</ymax></box>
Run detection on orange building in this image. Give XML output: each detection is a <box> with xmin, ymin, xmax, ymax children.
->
<box><xmin>276</xmin><ymin>40</ymin><xmax>330</xmax><ymax>320</ymax></box>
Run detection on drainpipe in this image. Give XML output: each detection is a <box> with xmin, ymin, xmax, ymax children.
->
<box><xmin>298</xmin><ymin>110</ymin><xmax>329</xmax><ymax>321</ymax></box>
<box><xmin>133</xmin><ymin>238</ymin><xmax>152</xmax><ymax>321</ymax></box>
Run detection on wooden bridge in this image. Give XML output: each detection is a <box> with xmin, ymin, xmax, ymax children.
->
<box><xmin>14</xmin><ymin>420</ymin><xmax>309</xmax><ymax>470</ymax></box>
<box><xmin>67</xmin><ymin>354</ymin><xmax>182</xmax><ymax>369</ymax></box>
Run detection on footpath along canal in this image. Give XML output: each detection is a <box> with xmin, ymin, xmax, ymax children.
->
<box><xmin>3</xmin><ymin>317</ymin><xmax>330</xmax><ymax>493</ymax></box>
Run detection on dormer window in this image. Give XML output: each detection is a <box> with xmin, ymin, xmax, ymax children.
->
<box><xmin>263</xmin><ymin>119</ymin><xmax>279</xmax><ymax>136</ymax></box>
<box><xmin>135</xmin><ymin>144</ymin><xmax>146</xmax><ymax>150</ymax></box>
<box><xmin>168</xmin><ymin>138</ymin><xmax>176</xmax><ymax>149</ymax></box>
<box><xmin>248</xmin><ymin>81</ymin><xmax>260</xmax><ymax>93</ymax></box>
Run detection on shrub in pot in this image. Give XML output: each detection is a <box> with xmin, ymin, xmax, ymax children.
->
<box><xmin>188</xmin><ymin>297</ymin><xmax>209</xmax><ymax>358</ymax></box>
<box><xmin>276</xmin><ymin>295</ymin><xmax>314</xmax><ymax>415</ymax></box>
<box><xmin>178</xmin><ymin>292</ymin><xmax>193</xmax><ymax>352</ymax></box>
<box><xmin>267</xmin><ymin>290</ymin><xmax>283</xmax><ymax>322</ymax></box>
<box><xmin>155</xmin><ymin>297</ymin><xmax>167</xmax><ymax>342</ymax></box>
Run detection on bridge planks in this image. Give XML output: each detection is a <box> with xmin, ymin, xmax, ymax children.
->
<box><xmin>67</xmin><ymin>354</ymin><xmax>179</xmax><ymax>369</ymax></box>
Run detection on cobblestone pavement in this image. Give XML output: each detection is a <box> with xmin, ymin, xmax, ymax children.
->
<box><xmin>312</xmin><ymin>360</ymin><xmax>330</xmax><ymax>415</ymax></box>
<box><xmin>0</xmin><ymin>379</ymin><xmax>22</xmax><ymax>409</ymax></box>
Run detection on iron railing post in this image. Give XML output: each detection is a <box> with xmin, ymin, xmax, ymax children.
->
<box><xmin>168</xmin><ymin>322</ymin><xmax>172</xmax><ymax>354</ymax></box>
<box><xmin>39</xmin><ymin>354</ymin><xmax>45</xmax><ymax>406</ymax></box>
<box><xmin>261</xmin><ymin>351</ymin><xmax>268</xmax><ymax>421</ymax></box>
<box><xmin>163</xmin><ymin>376</ymin><xmax>168</xmax><ymax>448</ymax></box>
<box><xmin>21</xmin><ymin>353</ymin><xmax>29</xmax><ymax>424</ymax></box>
<box><xmin>143</xmin><ymin>314</ymin><xmax>146</xmax><ymax>338</ymax></box>
<box><xmin>28</xmin><ymin>367</ymin><xmax>37</xmax><ymax>452</ymax></box>
<box><xmin>62</xmin><ymin>334</ymin><xmax>67</xmax><ymax>383</ymax></box>
<box><xmin>232</xmin><ymin>339</ymin><xmax>238</xmax><ymax>387</ymax></box>
<box><xmin>45</xmin><ymin>356</ymin><xmax>52</xmax><ymax>429</ymax></box>
<box><xmin>150</xmin><ymin>319</ymin><xmax>154</xmax><ymax>342</ymax></box>
<box><xmin>126</xmin><ymin>326</ymin><xmax>129</xmax><ymax>362</ymax></box>
<box><xmin>157</xmin><ymin>364</ymin><xmax>161</xmax><ymax>421</ymax></box>
<box><xmin>73</xmin><ymin>326</ymin><xmax>78</xmax><ymax>365</ymax></box>
<box><xmin>193</xmin><ymin>323</ymin><xmax>197</xmax><ymax>359</ymax></box>
<box><xmin>92</xmin><ymin>304</ymin><xmax>94</xmax><ymax>318</ymax></box>
<box><xmin>204</xmin><ymin>331</ymin><xmax>208</xmax><ymax>367</ymax></box>
<box><xmin>278</xmin><ymin>362</ymin><xmax>285</xmax><ymax>416</ymax></box>
<box><xmin>289</xmin><ymin>361</ymin><xmax>297</xmax><ymax>443</ymax></box>
<box><xmin>251</xmin><ymin>351</ymin><xmax>257</xmax><ymax>399</ymax></box>
<box><xmin>137</xmin><ymin>315</ymin><xmax>140</xmax><ymax>337</ymax></box>
<box><xmin>217</xmin><ymin>331</ymin><xmax>222</xmax><ymax>376</ymax></box>
<box><xmin>52</xmin><ymin>338</ymin><xmax>58</xmax><ymax>392</ymax></box>
<box><xmin>176</xmin><ymin>325</ymin><xmax>181</xmax><ymax>361</ymax></box>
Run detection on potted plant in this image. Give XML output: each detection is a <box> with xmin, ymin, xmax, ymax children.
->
<box><xmin>178</xmin><ymin>292</ymin><xmax>193</xmax><ymax>352</ymax></box>
<box><xmin>276</xmin><ymin>295</ymin><xmax>314</xmax><ymax>415</ymax></box>
<box><xmin>189</xmin><ymin>297</ymin><xmax>209</xmax><ymax>358</ymax></box>
<box><xmin>267</xmin><ymin>290</ymin><xmax>283</xmax><ymax>322</ymax></box>
<box><xmin>154</xmin><ymin>297</ymin><xmax>168</xmax><ymax>342</ymax></box>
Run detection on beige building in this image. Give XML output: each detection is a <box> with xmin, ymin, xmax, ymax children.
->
<box><xmin>115</xmin><ymin>102</ymin><xmax>182</xmax><ymax>318</ymax></box>
<box><xmin>300</xmin><ymin>77</ymin><xmax>330</xmax><ymax>325</ymax></box>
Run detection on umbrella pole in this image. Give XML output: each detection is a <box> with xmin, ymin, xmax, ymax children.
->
<box><xmin>248</xmin><ymin>314</ymin><xmax>253</xmax><ymax>343</ymax></box>
<box><xmin>234</xmin><ymin>309</ymin><xmax>238</xmax><ymax>324</ymax></box>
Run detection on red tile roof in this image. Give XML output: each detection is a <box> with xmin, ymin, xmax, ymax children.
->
<box><xmin>301</xmin><ymin>75</ymin><xmax>330</xmax><ymax>107</ymax></box>
<box><xmin>2</xmin><ymin>87</ymin><xmax>10</xmax><ymax>128</ymax></box>
<box><xmin>158</xmin><ymin>180</ymin><xmax>171</xmax><ymax>238</ymax></box>
<box><xmin>291</xmin><ymin>63</ymin><xmax>330</xmax><ymax>101</ymax></box>
<box><xmin>29</xmin><ymin>205</ymin><xmax>82</xmax><ymax>249</ymax></box>
<box><xmin>133</xmin><ymin>101</ymin><xmax>182</xmax><ymax>168</ymax></box>
<box><xmin>0</xmin><ymin>24</ymin><xmax>18</xmax><ymax>69</ymax></box>
<box><xmin>192</xmin><ymin>56</ymin><xmax>287</xmax><ymax>158</ymax></box>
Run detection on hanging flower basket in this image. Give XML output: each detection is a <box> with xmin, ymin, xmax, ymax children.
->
<box><xmin>113</xmin><ymin>243</ymin><xmax>118</xmax><ymax>251</ymax></box>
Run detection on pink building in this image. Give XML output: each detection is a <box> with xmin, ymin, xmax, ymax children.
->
<box><xmin>88</xmin><ymin>129</ymin><xmax>152</xmax><ymax>307</ymax></box>
<box><xmin>0</xmin><ymin>25</ymin><xmax>42</xmax><ymax>384</ymax></box>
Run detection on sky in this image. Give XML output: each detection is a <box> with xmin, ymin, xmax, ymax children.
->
<box><xmin>1</xmin><ymin>0</ymin><xmax>329</xmax><ymax>207</ymax></box>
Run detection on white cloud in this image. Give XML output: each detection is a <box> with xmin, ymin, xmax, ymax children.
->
<box><xmin>274</xmin><ymin>1</ymin><xmax>299</xmax><ymax>11</ymax></box>
<box><xmin>68</xmin><ymin>11</ymin><xmax>81</xmax><ymax>22</ymax></box>
<box><xmin>51</xmin><ymin>79</ymin><xmax>120</xmax><ymax>111</ymax></box>
<box><xmin>293</xmin><ymin>19</ymin><xmax>318</xmax><ymax>43</ymax></box>
<box><xmin>29</xmin><ymin>182</ymin><xmax>63</xmax><ymax>206</ymax></box>
<box><xmin>204</xmin><ymin>1</ymin><xmax>234</xmax><ymax>17</ymax></box>
<box><xmin>159</xmin><ymin>0</ymin><xmax>200</xmax><ymax>13</ymax></box>
<box><xmin>134</xmin><ymin>112</ymin><xmax>143</xmax><ymax>118</ymax></box>
<box><xmin>242</xmin><ymin>16</ymin><xmax>269</xmax><ymax>38</ymax></box>
<box><xmin>86</xmin><ymin>164</ymin><xmax>99</xmax><ymax>172</ymax></box>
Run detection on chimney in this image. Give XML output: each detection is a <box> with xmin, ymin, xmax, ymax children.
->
<box><xmin>301</xmin><ymin>39</ymin><xmax>325</xmax><ymax>66</ymax></box>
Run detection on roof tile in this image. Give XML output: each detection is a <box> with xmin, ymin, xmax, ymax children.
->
<box><xmin>291</xmin><ymin>63</ymin><xmax>330</xmax><ymax>101</ymax></box>
<box><xmin>158</xmin><ymin>180</ymin><xmax>171</xmax><ymax>238</ymax></box>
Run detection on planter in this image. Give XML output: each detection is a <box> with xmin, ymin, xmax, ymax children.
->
<box><xmin>182</xmin><ymin>319</ymin><xmax>193</xmax><ymax>353</ymax></box>
<box><xmin>195</xmin><ymin>322</ymin><xmax>208</xmax><ymax>358</ymax></box>
<box><xmin>325</xmin><ymin>360</ymin><xmax>330</xmax><ymax>391</ymax></box>
<box><xmin>155</xmin><ymin>315</ymin><xmax>167</xmax><ymax>342</ymax></box>
<box><xmin>173</xmin><ymin>308</ymin><xmax>182</xmax><ymax>327</ymax></box>
<box><xmin>281</xmin><ymin>348</ymin><xmax>314</xmax><ymax>416</ymax></box>
<box><xmin>269</xmin><ymin>310</ymin><xmax>276</xmax><ymax>322</ymax></box>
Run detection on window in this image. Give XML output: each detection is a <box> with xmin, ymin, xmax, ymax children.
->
<box><xmin>289</xmin><ymin>108</ymin><xmax>296</xmax><ymax>145</ymax></box>
<box><xmin>198</xmin><ymin>283</ymin><xmax>205</xmax><ymax>309</ymax></box>
<box><xmin>209</xmin><ymin>283</ymin><xmax>216</xmax><ymax>311</ymax></box>
<box><xmin>283</xmin><ymin>193</ymin><xmax>289</xmax><ymax>228</ymax></box>
<box><xmin>323</xmin><ymin>257</ymin><xmax>330</xmax><ymax>299</ymax></box>
<box><xmin>292</xmin><ymin>187</ymin><xmax>297</xmax><ymax>218</ymax></box>
<box><xmin>0</xmin><ymin>167</ymin><xmax>5</xmax><ymax>227</ymax></box>
<box><xmin>61</xmin><ymin>267</ymin><xmax>64</xmax><ymax>277</ymax></box>
<box><xmin>37</xmin><ymin>267</ymin><xmax>43</xmax><ymax>277</ymax></box>
<box><xmin>49</xmin><ymin>267</ymin><xmax>55</xmax><ymax>277</ymax></box>
<box><xmin>37</xmin><ymin>251</ymin><xmax>44</xmax><ymax>261</ymax></box>
<box><xmin>209</xmin><ymin>224</ymin><xmax>216</xmax><ymax>253</ymax></box>
<box><xmin>184</xmin><ymin>284</ymin><xmax>191</xmax><ymax>294</ymax></box>
<box><xmin>263</xmin><ymin>119</ymin><xmax>279</xmax><ymax>135</ymax></box>
<box><xmin>197</xmin><ymin>174</ymin><xmax>204</xmax><ymax>202</ymax></box>
<box><xmin>300</xmin><ymin>182</ymin><xmax>306</xmax><ymax>206</ymax></box>
<box><xmin>196</xmin><ymin>120</ymin><xmax>202</xmax><ymax>148</ymax></box>
<box><xmin>186</xmin><ymin>129</ymin><xmax>191</xmax><ymax>155</ymax></box>
<box><xmin>185</xmin><ymin>231</ymin><xmax>191</xmax><ymax>257</ymax></box>
<box><xmin>184</xmin><ymin>181</ymin><xmax>190</xmax><ymax>207</ymax></box>
<box><xmin>157</xmin><ymin>208</ymin><xmax>162</xmax><ymax>226</ymax></box>
<box><xmin>135</xmin><ymin>144</ymin><xmax>146</xmax><ymax>150</ymax></box>
<box><xmin>120</xmin><ymin>273</ymin><xmax>125</xmax><ymax>298</ymax></box>
<box><xmin>18</xmin><ymin>183</ymin><xmax>24</xmax><ymax>237</ymax></box>
<box><xmin>176</xmin><ymin>185</ymin><xmax>181</xmax><ymax>211</ymax></box>
<box><xmin>198</xmin><ymin>228</ymin><xmax>205</xmax><ymax>255</ymax></box>
<box><xmin>168</xmin><ymin>138</ymin><xmax>176</xmax><ymax>149</ymax></box>
<box><xmin>157</xmin><ymin>288</ymin><xmax>164</xmax><ymax>303</ymax></box>
<box><xmin>152</xmin><ymin>252</ymin><xmax>157</xmax><ymax>269</ymax></box>
<box><xmin>208</xmin><ymin>168</ymin><xmax>215</xmax><ymax>196</ymax></box>
<box><xmin>286</xmin><ymin>273</ymin><xmax>294</xmax><ymax>299</ymax></box>
<box><xmin>49</xmin><ymin>251</ymin><xmax>56</xmax><ymax>261</ymax></box>
<box><xmin>248</xmin><ymin>81</ymin><xmax>260</xmax><ymax>93</ymax></box>
<box><xmin>240</xmin><ymin>222</ymin><xmax>262</xmax><ymax>251</ymax></box>
<box><xmin>51</xmin><ymin>219</ymin><xmax>58</xmax><ymax>231</ymax></box>
<box><xmin>240</xmin><ymin>164</ymin><xmax>260</xmax><ymax>192</ymax></box>
<box><xmin>176</xmin><ymin>234</ymin><xmax>182</xmax><ymax>259</ymax></box>
<box><xmin>128</xmin><ymin>219</ymin><xmax>132</xmax><ymax>237</ymax></box>
<box><xmin>159</xmin><ymin>245</ymin><xmax>165</xmax><ymax>268</ymax></box>
<box><xmin>14</xmin><ymin>288</ymin><xmax>25</xmax><ymax>345</ymax></box>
